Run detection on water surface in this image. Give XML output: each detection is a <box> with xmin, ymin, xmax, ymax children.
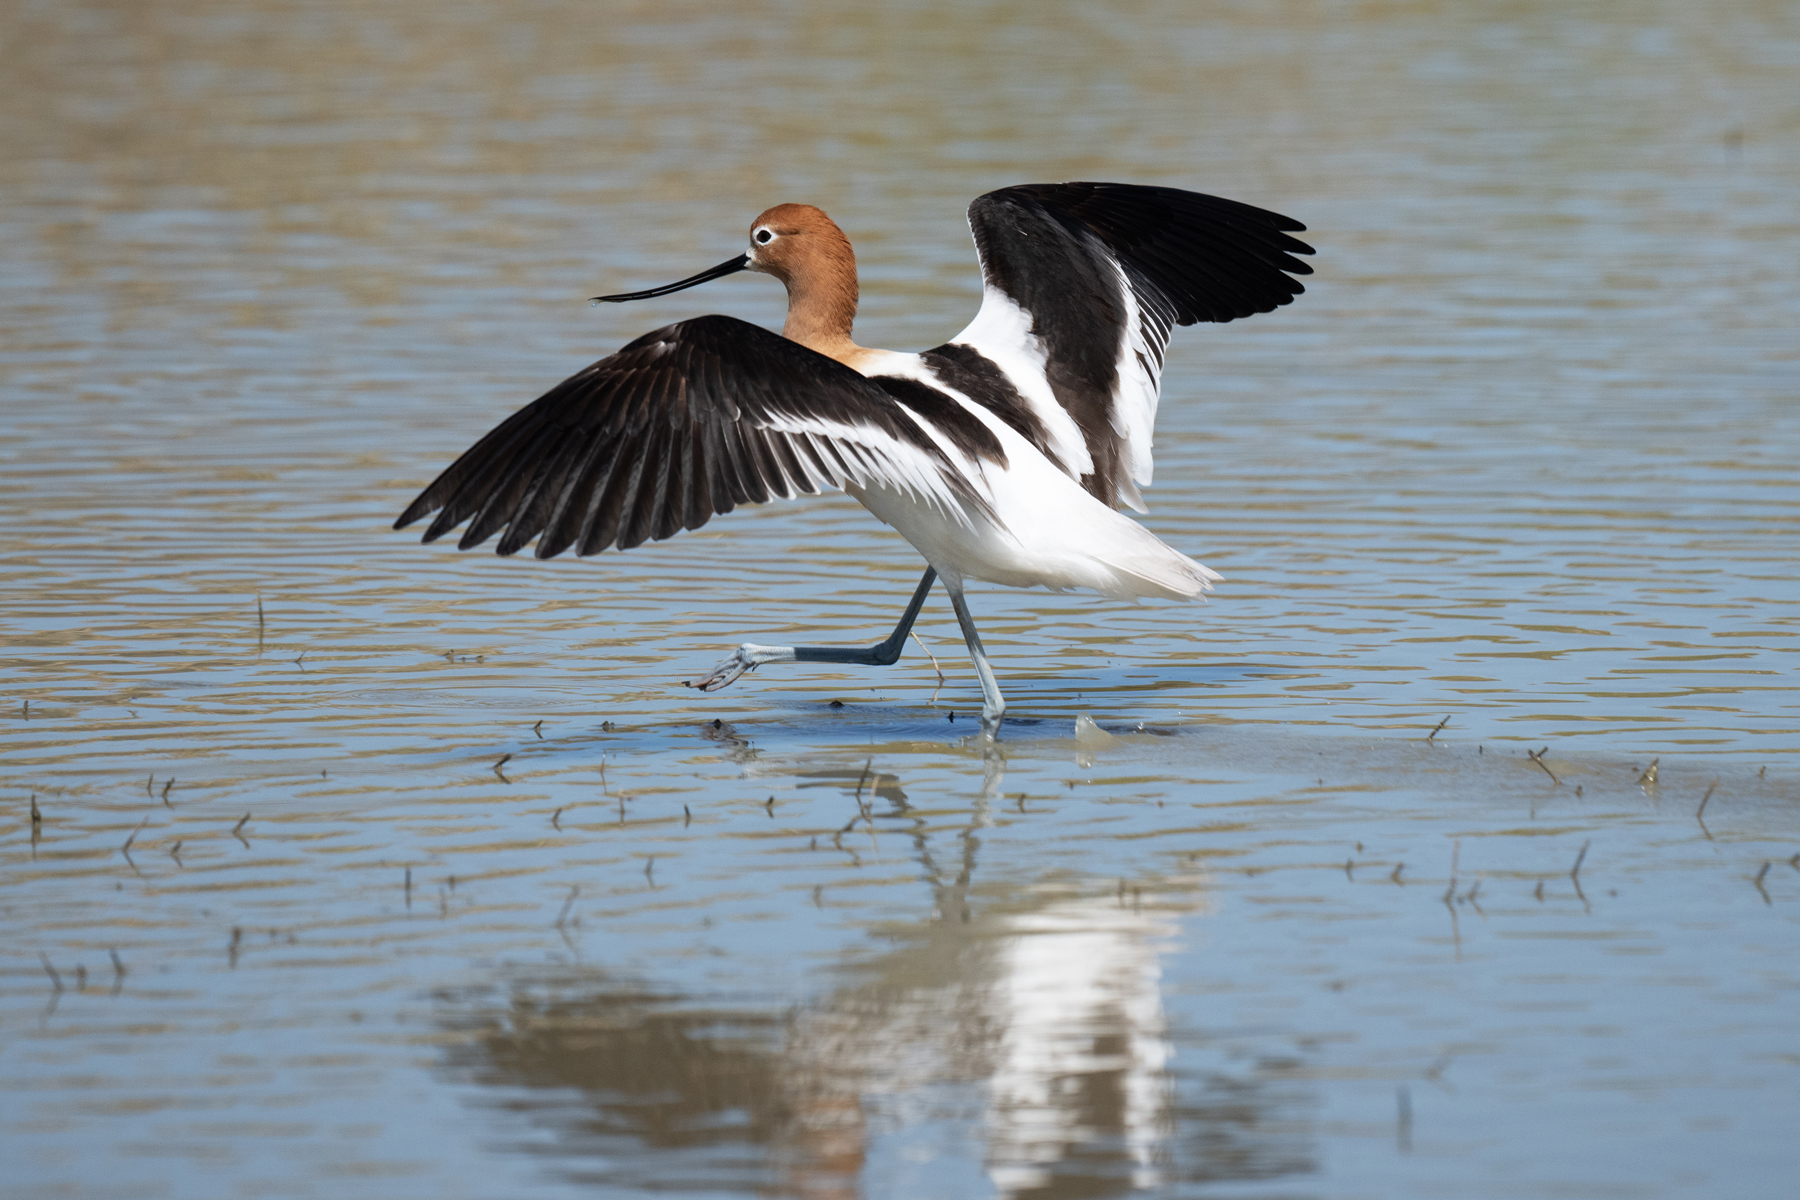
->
<box><xmin>4</xmin><ymin>2</ymin><xmax>1798</xmax><ymax>1197</ymax></box>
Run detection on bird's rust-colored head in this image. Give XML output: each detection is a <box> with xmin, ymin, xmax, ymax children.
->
<box><xmin>591</xmin><ymin>202</ymin><xmax>864</xmax><ymax>364</ymax></box>
<box><xmin>743</xmin><ymin>203</ymin><xmax>861</xmax><ymax>360</ymax></box>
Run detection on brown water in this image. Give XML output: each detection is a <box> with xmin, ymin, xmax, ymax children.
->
<box><xmin>4</xmin><ymin>2</ymin><xmax>1799</xmax><ymax>1197</ymax></box>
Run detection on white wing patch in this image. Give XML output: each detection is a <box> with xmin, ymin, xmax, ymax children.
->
<box><xmin>1108</xmin><ymin>259</ymin><xmax>1175</xmax><ymax>512</ymax></box>
<box><xmin>947</xmin><ymin>285</ymin><xmax>1094</xmax><ymax>479</ymax></box>
<box><xmin>753</xmin><ymin>412</ymin><xmax>979</xmax><ymax>530</ymax></box>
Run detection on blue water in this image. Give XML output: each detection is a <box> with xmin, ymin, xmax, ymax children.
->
<box><xmin>4</xmin><ymin>1</ymin><xmax>1798</xmax><ymax>1197</ymax></box>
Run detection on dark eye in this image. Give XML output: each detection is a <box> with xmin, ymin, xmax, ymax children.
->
<box><xmin>755</xmin><ymin>229</ymin><xmax>773</xmax><ymax>244</ymax></box>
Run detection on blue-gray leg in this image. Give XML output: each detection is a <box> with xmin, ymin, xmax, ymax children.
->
<box><xmin>690</xmin><ymin>568</ymin><xmax>938</xmax><ymax>691</ymax></box>
<box><xmin>945</xmin><ymin>583</ymin><xmax>1005</xmax><ymax>736</ymax></box>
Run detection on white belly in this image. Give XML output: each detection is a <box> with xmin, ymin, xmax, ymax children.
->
<box><xmin>848</xmin><ymin>443</ymin><xmax>1220</xmax><ymax>602</ymax></box>
<box><xmin>842</xmin><ymin>352</ymin><xmax>1222</xmax><ymax>601</ymax></box>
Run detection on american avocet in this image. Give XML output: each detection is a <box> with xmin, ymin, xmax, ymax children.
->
<box><xmin>396</xmin><ymin>182</ymin><xmax>1313</xmax><ymax>734</ymax></box>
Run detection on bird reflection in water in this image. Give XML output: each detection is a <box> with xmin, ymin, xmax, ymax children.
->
<box><xmin>435</xmin><ymin>771</ymin><xmax>1314</xmax><ymax>1196</ymax></box>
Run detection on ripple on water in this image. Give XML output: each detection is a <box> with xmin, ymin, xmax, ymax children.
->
<box><xmin>4</xmin><ymin>0</ymin><xmax>1799</xmax><ymax>1196</ymax></box>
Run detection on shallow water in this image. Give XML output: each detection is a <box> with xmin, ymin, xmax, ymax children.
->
<box><xmin>3</xmin><ymin>1</ymin><xmax>1798</xmax><ymax>1197</ymax></box>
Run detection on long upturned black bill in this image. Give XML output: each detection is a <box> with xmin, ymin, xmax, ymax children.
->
<box><xmin>590</xmin><ymin>253</ymin><xmax>750</xmax><ymax>303</ymax></box>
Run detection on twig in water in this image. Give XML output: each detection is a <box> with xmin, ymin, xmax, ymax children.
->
<box><xmin>1638</xmin><ymin>758</ymin><xmax>1659</xmax><ymax>786</ymax></box>
<box><xmin>1527</xmin><ymin>747</ymin><xmax>1561</xmax><ymax>786</ymax></box>
<box><xmin>494</xmin><ymin>753</ymin><xmax>512</xmax><ymax>782</ymax></box>
<box><xmin>228</xmin><ymin>927</ymin><xmax>242</xmax><ymax>967</ymax></box>
<box><xmin>294</xmin><ymin>650</ymin><xmax>308</xmax><ymax>670</ymax></box>
<box><xmin>1391</xmin><ymin>862</ymin><xmax>1405</xmax><ymax>885</ymax></box>
<box><xmin>555</xmin><ymin>885</ymin><xmax>579</xmax><ymax>927</ymax></box>
<box><xmin>551</xmin><ymin>807</ymin><xmax>564</xmax><ymax>829</ymax></box>
<box><xmin>22</xmin><ymin>699</ymin><xmax>29</xmax><ymax>719</ymax></box>
<box><xmin>169</xmin><ymin>840</ymin><xmax>183</xmax><ymax>866</ymax></box>
<box><xmin>532</xmin><ymin>720</ymin><xmax>543</xmax><ymax>739</ymax></box>
<box><xmin>1442</xmin><ymin>841</ymin><xmax>1460</xmax><ymax>905</ymax></box>
<box><xmin>404</xmin><ymin>867</ymin><xmax>412</xmax><ymax>908</ymax></box>
<box><xmin>765</xmin><ymin>795</ymin><xmax>775</xmax><ymax>818</ymax></box>
<box><xmin>233</xmin><ymin>812</ymin><xmax>251</xmax><ymax>841</ymax></box>
<box><xmin>911</xmin><ymin>631</ymin><xmax>946</xmax><ymax>703</ymax></box>
<box><xmin>644</xmin><ymin>856</ymin><xmax>655</xmax><ymax>884</ymax></box>
<box><xmin>854</xmin><ymin>759</ymin><xmax>871</xmax><ymax>807</ymax></box>
<box><xmin>683</xmin><ymin>804</ymin><xmax>691</xmax><ymax>827</ymax></box>
<box><xmin>1753</xmin><ymin>862</ymin><xmax>1772</xmax><ymax>905</ymax></box>
<box><xmin>122</xmin><ymin>816</ymin><xmax>150</xmax><ymax>855</ymax></box>
<box><xmin>161</xmin><ymin>778</ymin><xmax>173</xmax><ymax>805</ymax></box>
<box><xmin>1534</xmin><ymin>880</ymin><xmax>1545</xmax><ymax>901</ymax></box>
<box><xmin>1696</xmin><ymin>779</ymin><xmax>1719</xmax><ymax>821</ymax></box>
<box><xmin>1426</xmin><ymin>714</ymin><xmax>1451</xmax><ymax>742</ymax></box>
<box><xmin>30</xmin><ymin>794</ymin><xmax>41</xmax><ymax>828</ymax></box>
<box><xmin>1344</xmin><ymin>857</ymin><xmax>1354</xmax><ymax>880</ymax></box>
<box><xmin>257</xmin><ymin>595</ymin><xmax>265</xmax><ymax>647</ymax></box>
<box><xmin>1569</xmin><ymin>840</ymin><xmax>1591</xmax><ymax>903</ymax></box>
<box><xmin>109</xmin><ymin>949</ymin><xmax>126</xmax><ymax>986</ymax></box>
<box><xmin>40</xmin><ymin>954</ymin><xmax>63</xmax><ymax>992</ymax></box>
<box><xmin>147</xmin><ymin>774</ymin><xmax>154</xmax><ymax>797</ymax></box>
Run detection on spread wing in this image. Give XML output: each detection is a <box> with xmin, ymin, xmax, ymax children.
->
<box><xmin>395</xmin><ymin>314</ymin><xmax>987</xmax><ymax>558</ymax></box>
<box><xmin>941</xmin><ymin>182</ymin><xmax>1314</xmax><ymax>511</ymax></box>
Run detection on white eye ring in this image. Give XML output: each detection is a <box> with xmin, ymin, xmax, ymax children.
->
<box><xmin>754</xmin><ymin>228</ymin><xmax>774</xmax><ymax>245</ymax></box>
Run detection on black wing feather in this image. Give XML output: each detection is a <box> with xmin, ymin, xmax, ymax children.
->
<box><xmin>395</xmin><ymin>315</ymin><xmax>979</xmax><ymax>558</ymax></box>
<box><xmin>959</xmin><ymin>181</ymin><xmax>1315</xmax><ymax>507</ymax></box>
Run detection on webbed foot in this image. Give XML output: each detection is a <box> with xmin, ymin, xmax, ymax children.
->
<box><xmin>686</xmin><ymin>643</ymin><xmax>796</xmax><ymax>692</ymax></box>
